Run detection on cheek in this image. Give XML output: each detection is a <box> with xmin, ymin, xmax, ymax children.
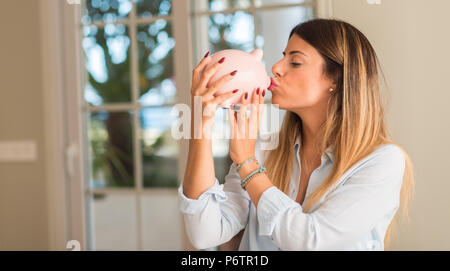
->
<box><xmin>288</xmin><ymin>74</ymin><xmax>326</xmax><ymax>104</ymax></box>
<box><xmin>286</xmin><ymin>72</ymin><xmax>315</xmax><ymax>95</ymax></box>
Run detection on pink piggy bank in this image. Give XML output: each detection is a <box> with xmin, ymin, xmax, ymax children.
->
<box><xmin>204</xmin><ymin>49</ymin><xmax>271</xmax><ymax>109</ymax></box>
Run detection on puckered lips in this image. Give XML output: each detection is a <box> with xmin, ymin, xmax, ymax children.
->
<box><xmin>268</xmin><ymin>77</ymin><xmax>279</xmax><ymax>91</ymax></box>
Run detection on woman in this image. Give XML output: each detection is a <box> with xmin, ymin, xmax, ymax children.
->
<box><xmin>179</xmin><ymin>18</ymin><xmax>414</xmax><ymax>251</ymax></box>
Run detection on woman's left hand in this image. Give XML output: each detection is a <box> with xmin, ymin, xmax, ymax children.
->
<box><xmin>228</xmin><ymin>87</ymin><xmax>265</xmax><ymax>164</ymax></box>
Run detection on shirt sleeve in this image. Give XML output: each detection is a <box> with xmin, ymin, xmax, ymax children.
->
<box><xmin>178</xmin><ymin>162</ymin><xmax>251</xmax><ymax>250</ymax></box>
<box><xmin>256</xmin><ymin>144</ymin><xmax>406</xmax><ymax>250</ymax></box>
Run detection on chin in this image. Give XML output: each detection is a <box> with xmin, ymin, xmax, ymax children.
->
<box><xmin>270</xmin><ymin>96</ymin><xmax>283</xmax><ymax>110</ymax></box>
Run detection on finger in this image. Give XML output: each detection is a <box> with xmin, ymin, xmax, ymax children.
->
<box><xmin>237</xmin><ymin>92</ymin><xmax>248</xmax><ymax>139</ymax></box>
<box><xmin>208</xmin><ymin>89</ymin><xmax>239</xmax><ymax>107</ymax></box>
<box><xmin>198</xmin><ymin>57</ymin><xmax>226</xmax><ymax>90</ymax></box>
<box><xmin>192</xmin><ymin>52</ymin><xmax>211</xmax><ymax>87</ymax></box>
<box><xmin>204</xmin><ymin>70</ymin><xmax>238</xmax><ymax>98</ymax></box>
<box><xmin>258</xmin><ymin>89</ymin><xmax>265</xmax><ymax>132</ymax></box>
<box><xmin>230</xmin><ymin>106</ymin><xmax>239</xmax><ymax>140</ymax></box>
<box><xmin>234</xmin><ymin>110</ymin><xmax>239</xmax><ymax>139</ymax></box>
<box><xmin>239</xmin><ymin>91</ymin><xmax>248</xmax><ymax>114</ymax></box>
<box><xmin>228</xmin><ymin>107</ymin><xmax>236</xmax><ymax>140</ymax></box>
<box><xmin>255</xmin><ymin>87</ymin><xmax>260</xmax><ymax>103</ymax></box>
<box><xmin>250</xmin><ymin>87</ymin><xmax>259</xmax><ymax>118</ymax></box>
<box><xmin>249</xmin><ymin>88</ymin><xmax>259</xmax><ymax>139</ymax></box>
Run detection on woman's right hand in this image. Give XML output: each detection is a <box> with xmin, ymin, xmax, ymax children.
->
<box><xmin>190</xmin><ymin>52</ymin><xmax>239</xmax><ymax>138</ymax></box>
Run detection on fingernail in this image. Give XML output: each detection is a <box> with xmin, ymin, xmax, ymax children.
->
<box><xmin>245</xmin><ymin>93</ymin><xmax>248</xmax><ymax>100</ymax></box>
<box><xmin>230</xmin><ymin>70</ymin><xmax>237</xmax><ymax>76</ymax></box>
<box><xmin>232</xmin><ymin>89</ymin><xmax>239</xmax><ymax>93</ymax></box>
<box><xmin>262</xmin><ymin>90</ymin><xmax>266</xmax><ymax>97</ymax></box>
<box><xmin>218</xmin><ymin>57</ymin><xmax>225</xmax><ymax>64</ymax></box>
<box><xmin>203</xmin><ymin>51</ymin><xmax>209</xmax><ymax>58</ymax></box>
<box><xmin>256</xmin><ymin>88</ymin><xmax>260</xmax><ymax>95</ymax></box>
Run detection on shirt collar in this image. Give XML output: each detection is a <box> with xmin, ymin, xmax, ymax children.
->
<box><xmin>293</xmin><ymin>132</ymin><xmax>335</xmax><ymax>163</ymax></box>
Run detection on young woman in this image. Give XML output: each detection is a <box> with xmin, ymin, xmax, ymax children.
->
<box><xmin>179</xmin><ymin>18</ymin><xmax>414</xmax><ymax>251</ymax></box>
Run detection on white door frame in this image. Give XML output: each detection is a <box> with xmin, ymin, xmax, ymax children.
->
<box><xmin>39</xmin><ymin>0</ymin><xmax>87</xmax><ymax>250</ymax></box>
<box><xmin>61</xmin><ymin>0</ymin><xmax>89</xmax><ymax>251</ymax></box>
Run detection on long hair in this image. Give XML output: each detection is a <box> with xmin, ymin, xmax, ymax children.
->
<box><xmin>263</xmin><ymin>18</ymin><xmax>415</xmax><ymax>249</ymax></box>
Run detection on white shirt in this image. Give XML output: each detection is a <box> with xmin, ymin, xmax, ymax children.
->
<box><xmin>178</xmin><ymin>132</ymin><xmax>405</xmax><ymax>250</ymax></box>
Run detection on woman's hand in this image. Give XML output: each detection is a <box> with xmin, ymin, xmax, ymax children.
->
<box><xmin>228</xmin><ymin>88</ymin><xmax>265</xmax><ymax>164</ymax></box>
<box><xmin>191</xmin><ymin>52</ymin><xmax>239</xmax><ymax>139</ymax></box>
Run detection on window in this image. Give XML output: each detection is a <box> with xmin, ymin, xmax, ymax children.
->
<box><xmin>77</xmin><ymin>0</ymin><xmax>317</xmax><ymax>251</ymax></box>
<box><xmin>81</xmin><ymin>0</ymin><xmax>181</xmax><ymax>251</ymax></box>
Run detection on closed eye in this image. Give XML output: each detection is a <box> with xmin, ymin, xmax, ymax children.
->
<box><xmin>291</xmin><ymin>63</ymin><xmax>301</xmax><ymax>67</ymax></box>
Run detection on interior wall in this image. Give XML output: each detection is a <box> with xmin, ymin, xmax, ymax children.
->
<box><xmin>331</xmin><ymin>0</ymin><xmax>450</xmax><ymax>250</ymax></box>
<box><xmin>0</xmin><ymin>0</ymin><xmax>49</xmax><ymax>250</ymax></box>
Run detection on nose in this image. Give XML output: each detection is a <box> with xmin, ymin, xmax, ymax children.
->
<box><xmin>271</xmin><ymin>60</ymin><xmax>282</xmax><ymax>78</ymax></box>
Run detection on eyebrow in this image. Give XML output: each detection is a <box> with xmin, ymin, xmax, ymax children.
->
<box><xmin>282</xmin><ymin>50</ymin><xmax>308</xmax><ymax>57</ymax></box>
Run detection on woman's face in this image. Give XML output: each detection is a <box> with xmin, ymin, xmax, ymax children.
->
<box><xmin>270</xmin><ymin>34</ymin><xmax>334</xmax><ymax>110</ymax></box>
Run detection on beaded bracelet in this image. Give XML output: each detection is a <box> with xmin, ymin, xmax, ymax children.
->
<box><xmin>241</xmin><ymin>165</ymin><xmax>266</xmax><ymax>190</ymax></box>
<box><xmin>235</xmin><ymin>156</ymin><xmax>256</xmax><ymax>173</ymax></box>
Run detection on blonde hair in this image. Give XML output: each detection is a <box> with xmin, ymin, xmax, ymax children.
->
<box><xmin>263</xmin><ymin>19</ymin><xmax>415</xmax><ymax>249</ymax></box>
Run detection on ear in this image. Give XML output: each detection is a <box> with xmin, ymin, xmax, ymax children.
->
<box><xmin>249</xmin><ymin>49</ymin><xmax>263</xmax><ymax>61</ymax></box>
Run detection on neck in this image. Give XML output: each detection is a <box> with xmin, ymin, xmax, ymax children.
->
<box><xmin>292</xmin><ymin>105</ymin><xmax>327</xmax><ymax>153</ymax></box>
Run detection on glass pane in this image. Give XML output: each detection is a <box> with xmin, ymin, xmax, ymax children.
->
<box><xmin>82</xmin><ymin>24</ymin><xmax>132</xmax><ymax>105</ymax></box>
<box><xmin>141</xmin><ymin>107</ymin><xmax>178</xmax><ymax>188</ymax></box>
<box><xmin>88</xmin><ymin>111</ymin><xmax>135</xmax><ymax>188</ymax></box>
<box><xmin>191</xmin><ymin>0</ymin><xmax>251</xmax><ymax>13</ymax></box>
<box><xmin>255</xmin><ymin>6</ymin><xmax>314</xmax><ymax>103</ymax></box>
<box><xmin>136</xmin><ymin>0</ymin><xmax>172</xmax><ymax>18</ymax></box>
<box><xmin>137</xmin><ymin>22</ymin><xmax>176</xmax><ymax>106</ymax></box>
<box><xmin>192</xmin><ymin>11</ymin><xmax>254</xmax><ymax>53</ymax></box>
<box><xmin>82</xmin><ymin>0</ymin><xmax>132</xmax><ymax>24</ymax></box>
<box><xmin>141</xmin><ymin>194</ymin><xmax>182</xmax><ymax>250</ymax></box>
<box><xmin>91</xmin><ymin>194</ymin><xmax>137</xmax><ymax>250</ymax></box>
<box><xmin>254</xmin><ymin>0</ymin><xmax>313</xmax><ymax>7</ymax></box>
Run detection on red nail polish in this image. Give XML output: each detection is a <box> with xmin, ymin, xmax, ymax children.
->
<box><xmin>218</xmin><ymin>57</ymin><xmax>225</xmax><ymax>64</ymax></box>
<box><xmin>256</xmin><ymin>88</ymin><xmax>260</xmax><ymax>95</ymax></box>
<box><xmin>230</xmin><ymin>70</ymin><xmax>237</xmax><ymax>76</ymax></box>
<box><xmin>232</xmin><ymin>89</ymin><xmax>239</xmax><ymax>93</ymax></box>
<box><xmin>245</xmin><ymin>93</ymin><xmax>248</xmax><ymax>100</ymax></box>
<box><xmin>262</xmin><ymin>90</ymin><xmax>266</xmax><ymax>97</ymax></box>
<box><xmin>203</xmin><ymin>51</ymin><xmax>209</xmax><ymax>58</ymax></box>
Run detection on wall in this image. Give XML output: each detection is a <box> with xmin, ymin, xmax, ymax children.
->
<box><xmin>331</xmin><ymin>0</ymin><xmax>450</xmax><ymax>250</ymax></box>
<box><xmin>0</xmin><ymin>0</ymin><xmax>49</xmax><ymax>249</ymax></box>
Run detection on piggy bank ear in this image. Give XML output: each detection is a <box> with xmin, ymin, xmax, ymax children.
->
<box><xmin>249</xmin><ymin>49</ymin><xmax>263</xmax><ymax>61</ymax></box>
